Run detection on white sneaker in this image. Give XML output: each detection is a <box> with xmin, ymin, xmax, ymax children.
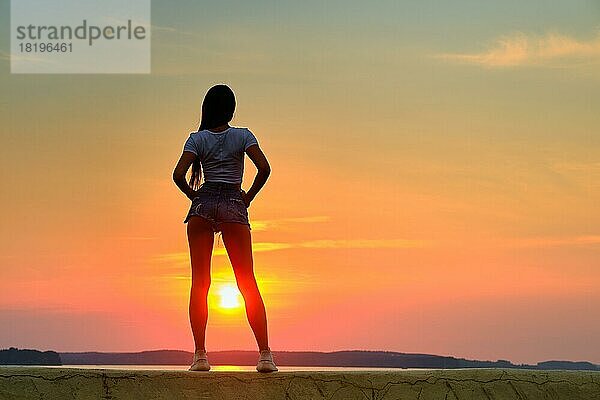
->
<box><xmin>256</xmin><ymin>349</ymin><xmax>278</xmax><ymax>373</ymax></box>
<box><xmin>189</xmin><ymin>350</ymin><xmax>210</xmax><ymax>371</ymax></box>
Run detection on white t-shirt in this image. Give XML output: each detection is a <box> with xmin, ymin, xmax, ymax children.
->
<box><xmin>183</xmin><ymin>126</ymin><xmax>259</xmax><ymax>184</ymax></box>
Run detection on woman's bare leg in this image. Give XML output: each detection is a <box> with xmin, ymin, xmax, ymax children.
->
<box><xmin>187</xmin><ymin>216</ymin><xmax>215</xmax><ymax>352</ymax></box>
<box><xmin>220</xmin><ymin>222</ymin><xmax>270</xmax><ymax>351</ymax></box>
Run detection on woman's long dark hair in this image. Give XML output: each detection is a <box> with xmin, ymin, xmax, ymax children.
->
<box><xmin>189</xmin><ymin>84</ymin><xmax>236</xmax><ymax>190</ymax></box>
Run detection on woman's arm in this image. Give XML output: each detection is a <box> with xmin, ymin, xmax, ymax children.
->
<box><xmin>244</xmin><ymin>144</ymin><xmax>271</xmax><ymax>207</ymax></box>
<box><xmin>172</xmin><ymin>151</ymin><xmax>199</xmax><ymax>200</ymax></box>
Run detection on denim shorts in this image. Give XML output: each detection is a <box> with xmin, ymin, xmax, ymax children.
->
<box><xmin>183</xmin><ymin>181</ymin><xmax>251</xmax><ymax>233</ymax></box>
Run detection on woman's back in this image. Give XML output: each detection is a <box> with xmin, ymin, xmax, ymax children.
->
<box><xmin>183</xmin><ymin>126</ymin><xmax>259</xmax><ymax>185</ymax></box>
<box><xmin>173</xmin><ymin>84</ymin><xmax>277</xmax><ymax>372</ymax></box>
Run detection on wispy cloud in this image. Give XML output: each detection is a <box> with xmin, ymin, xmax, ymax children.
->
<box><xmin>154</xmin><ymin>237</ymin><xmax>428</xmax><ymax>264</ymax></box>
<box><xmin>499</xmin><ymin>235</ymin><xmax>600</xmax><ymax>248</ymax></box>
<box><xmin>213</xmin><ymin>242</ymin><xmax>293</xmax><ymax>255</ymax></box>
<box><xmin>152</xmin><ymin>243</ymin><xmax>291</xmax><ymax>265</ymax></box>
<box><xmin>436</xmin><ymin>29</ymin><xmax>600</xmax><ymax>68</ymax></box>
<box><xmin>297</xmin><ymin>239</ymin><xmax>428</xmax><ymax>249</ymax></box>
<box><xmin>251</xmin><ymin>216</ymin><xmax>331</xmax><ymax>231</ymax></box>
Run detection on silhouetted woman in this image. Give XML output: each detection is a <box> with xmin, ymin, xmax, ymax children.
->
<box><xmin>172</xmin><ymin>84</ymin><xmax>277</xmax><ymax>372</ymax></box>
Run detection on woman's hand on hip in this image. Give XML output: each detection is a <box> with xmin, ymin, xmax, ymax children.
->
<box><xmin>241</xmin><ymin>190</ymin><xmax>254</xmax><ymax>208</ymax></box>
<box><xmin>187</xmin><ymin>189</ymin><xmax>200</xmax><ymax>201</ymax></box>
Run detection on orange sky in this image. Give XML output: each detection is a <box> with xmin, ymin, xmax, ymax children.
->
<box><xmin>1</xmin><ymin>1</ymin><xmax>599</xmax><ymax>365</ymax></box>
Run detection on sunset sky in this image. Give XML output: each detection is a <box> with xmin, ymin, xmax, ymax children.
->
<box><xmin>1</xmin><ymin>0</ymin><xmax>599</xmax><ymax>365</ymax></box>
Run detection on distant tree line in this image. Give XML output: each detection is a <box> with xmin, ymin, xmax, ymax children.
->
<box><xmin>0</xmin><ymin>347</ymin><xmax>62</xmax><ymax>365</ymax></box>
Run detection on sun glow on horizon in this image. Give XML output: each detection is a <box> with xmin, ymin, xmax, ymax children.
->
<box><xmin>218</xmin><ymin>284</ymin><xmax>243</xmax><ymax>310</ymax></box>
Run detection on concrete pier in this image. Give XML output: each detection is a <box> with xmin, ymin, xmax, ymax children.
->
<box><xmin>1</xmin><ymin>367</ymin><xmax>599</xmax><ymax>399</ymax></box>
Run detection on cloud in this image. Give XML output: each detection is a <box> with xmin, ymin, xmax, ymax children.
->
<box><xmin>213</xmin><ymin>242</ymin><xmax>293</xmax><ymax>255</ymax></box>
<box><xmin>251</xmin><ymin>216</ymin><xmax>331</xmax><ymax>231</ymax></box>
<box><xmin>497</xmin><ymin>235</ymin><xmax>600</xmax><ymax>248</ymax></box>
<box><xmin>298</xmin><ymin>239</ymin><xmax>428</xmax><ymax>249</ymax></box>
<box><xmin>154</xmin><ymin>237</ymin><xmax>428</xmax><ymax>264</ymax></box>
<box><xmin>436</xmin><ymin>29</ymin><xmax>600</xmax><ymax>68</ymax></box>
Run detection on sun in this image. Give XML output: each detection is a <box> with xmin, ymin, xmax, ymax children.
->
<box><xmin>218</xmin><ymin>284</ymin><xmax>242</xmax><ymax>309</ymax></box>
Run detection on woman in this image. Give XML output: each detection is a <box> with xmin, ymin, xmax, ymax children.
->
<box><xmin>172</xmin><ymin>84</ymin><xmax>277</xmax><ymax>373</ymax></box>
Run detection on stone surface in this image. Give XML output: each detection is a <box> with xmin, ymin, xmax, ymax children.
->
<box><xmin>1</xmin><ymin>367</ymin><xmax>599</xmax><ymax>399</ymax></box>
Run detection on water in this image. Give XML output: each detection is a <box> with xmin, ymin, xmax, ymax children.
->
<box><xmin>14</xmin><ymin>365</ymin><xmax>414</xmax><ymax>372</ymax></box>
